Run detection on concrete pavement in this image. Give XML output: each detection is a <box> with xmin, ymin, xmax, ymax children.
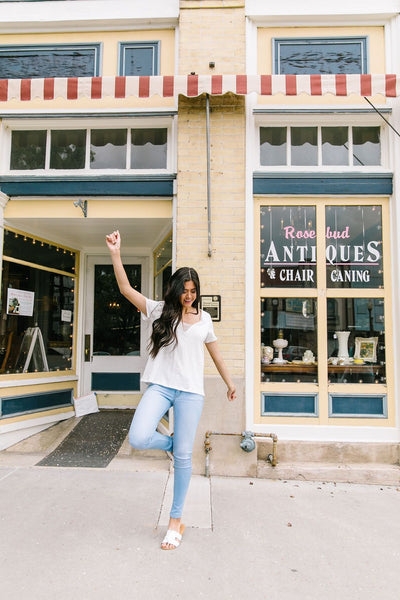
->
<box><xmin>1</xmin><ymin>456</ymin><xmax>400</xmax><ymax>599</ymax></box>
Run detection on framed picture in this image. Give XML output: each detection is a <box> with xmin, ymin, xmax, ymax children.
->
<box><xmin>354</xmin><ymin>337</ymin><xmax>378</xmax><ymax>363</ymax></box>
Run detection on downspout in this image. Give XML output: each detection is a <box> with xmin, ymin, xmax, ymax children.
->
<box><xmin>206</xmin><ymin>93</ymin><xmax>212</xmax><ymax>257</ymax></box>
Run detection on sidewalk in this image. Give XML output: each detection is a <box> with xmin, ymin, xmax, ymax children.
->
<box><xmin>1</xmin><ymin>450</ymin><xmax>400</xmax><ymax>599</ymax></box>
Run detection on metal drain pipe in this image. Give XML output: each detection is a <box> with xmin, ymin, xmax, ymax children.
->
<box><xmin>206</xmin><ymin>93</ymin><xmax>212</xmax><ymax>258</ymax></box>
<box><xmin>204</xmin><ymin>431</ymin><xmax>278</xmax><ymax>477</ymax></box>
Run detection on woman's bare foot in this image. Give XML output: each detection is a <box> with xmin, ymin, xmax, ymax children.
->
<box><xmin>161</xmin><ymin>517</ymin><xmax>185</xmax><ymax>550</ymax></box>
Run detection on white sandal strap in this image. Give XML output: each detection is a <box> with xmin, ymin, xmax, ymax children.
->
<box><xmin>162</xmin><ymin>529</ymin><xmax>182</xmax><ymax>547</ymax></box>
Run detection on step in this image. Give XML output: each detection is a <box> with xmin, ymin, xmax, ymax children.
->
<box><xmin>257</xmin><ymin>460</ymin><xmax>400</xmax><ymax>486</ymax></box>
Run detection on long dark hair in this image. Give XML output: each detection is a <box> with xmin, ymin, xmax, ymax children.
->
<box><xmin>149</xmin><ymin>267</ymin><xmax>201</xmax><ymax>358</ymax></box>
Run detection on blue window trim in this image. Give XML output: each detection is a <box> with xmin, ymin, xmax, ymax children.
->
<box><xmin>0</xmin><ymin>389</ymin><xmax>73</xmax><ymax>419</ymax></box>
<box><xmin>253</xmin><ymin>172</ymin><xmax>393</xmax><ymax>195</ymax></box>
<box><xmin>118</xmin><ymin>42</ymin><xmax>160</xmax><ymax>76</ymax></box>
<box><xmin>0</xmin><ymin>43</ymin><xmax>102</xmax><ymax>78</ymax></box>
<box><xmin>329</xmin><ymin>393</ymin><xmax>387</xmax><ymax>418</ymax></box>
<box><xmin>273</xmin><ymin>36</ymin><xmax>368</xmax><ymax>75</ymax></box>
<box><xmin>261</xmin><ymin>392</ymin><xmax>319</xmax><ymax>417</ymax></box>
<box><xmin>0</xmin><ymin>174</ymin><xmax>175</xmax><ymax>197</ymax></box>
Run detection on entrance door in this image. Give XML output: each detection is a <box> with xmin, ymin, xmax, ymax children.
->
<box><xmin>83</xmin><ymin>255</ymin><xmax>149</xmax><ymax>397</ymax></box>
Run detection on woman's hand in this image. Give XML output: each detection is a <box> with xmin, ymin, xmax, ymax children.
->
<box><xmin>227</xmin><ymin>385</ymin><xmax>236</xmax><ymax>402</ymax></box>
<box><xmin>106</xmin><ymin>230</ymin><xmax>121</xmax><ymax>252</ymax></box>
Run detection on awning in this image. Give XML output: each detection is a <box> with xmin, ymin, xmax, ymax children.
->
<box><xmin>0</xmin><ymin>74</ymin><xmax>399</xmax><ymax>102</ymax></box>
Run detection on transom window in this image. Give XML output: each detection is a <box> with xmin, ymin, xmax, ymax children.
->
<box><xmin>274</xmin><ymin>37</ymin><xmax>368</xmax><ymax>75</ymax></box>
<box><xmin>260</xmin><ymin>126</ymin><xmax>381</xmax><ymax>167</ymax></box>
<box><xmin>0</xmin><ymin>44</ymin><xmax>101</xmax><ymax>79</ymax></box>
<box><xmin>119</xmin><ymin>42</ymin><xmax>160</xmax><ymax>76</ymax></box>
<box><xmin>9</xmin><ymin>128</ymin><xmax>168</xmax><ymax>171</ymax></box>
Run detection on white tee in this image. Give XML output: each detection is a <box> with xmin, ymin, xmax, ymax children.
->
<box><xmin>141</xmin><ymin>298</ymin><xmax>217</xmax><ymax>395</ymax></box>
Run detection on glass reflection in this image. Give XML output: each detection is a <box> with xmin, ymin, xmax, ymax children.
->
<box><xmin>325</xmin><ymin>205</ymin><xmax>383</xmax><ymax>289</ymax></box>
<box><xmin>90</xmin><ymin>129</ymin><xmax>127</xmax><ymax>169</ymax></box>
<box><xmin>322</xmin><ymin>127</ymin><xmax>348</xmax><ymax>165</ymax></box>
<box><xmin>260</xmin><ymin>127</ymin><xmax>286</xmax><ymax>166</ymax></box>
<box><xmin>327</xmin><ymin>298</ymin><xmax>386</xmax><ymax>384</ymax></box>
<box><xmin>352</xmin><ymin>127</ymin><xmax>380</xmax><ymax>166</ymax></box>
<box><xmin>50</xmin><ymin>130</ymin><xmax>86</xmax><ymax>170</ymax></box>
<box><xmin>131</xmin><ymin>128</ymin><xmax>167</xmax><ymax>169</ymax></box>
<box><xmin>291</xmin><ymin>127</ymin><xmax>318</xmax><ymax>166</ymax></box>
<box><xmin>10</xmin><ymin>130</ymin><xmax>46</xmax><ymax>170</ymax></box>
<box><xmin>261</xmin><ymin>298</ymin><xmax>318</xmax><ymax>383</ymax></box>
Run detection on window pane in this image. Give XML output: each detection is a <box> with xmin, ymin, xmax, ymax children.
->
<box><xmin>131</xmin><ymin>128</ymin><xmax>167</xmax><ymax>169</ymax></box>
<box><xmin>3</xmin><ymin>229</ymin><xmax>76</xmax><ymax>274</ymax></box>
<box><xmin>121</xmin><ymin>44</ymin><xmax>157</xmax><ymax>76</ymax></box>
<box><xmin>260</xmin><ymin>127</ymin><xmax>286</xmax><ymax>166</ymax></box>
<box><xmin>325</xmin><ymin>205</ymin><xmax>383</xmax><ymax>289</ymax></box>
<box><xmin>90</xmin><ymin>129</ymin><xmax>127</xmax><ymax>169</ymax></box>
<box><xmin>327</xmin><ymin>298</ymin><xmax>385</xmax><ymax>384</ymax></box>
<box><xmin>352</xmin><ymin>127</ymin><xmax>381</xmax><ymax>166</ymax></box>
<box><xmin>276</xmin><ymin>38</ymin><xmax>365</xmax><ymax>75</ymax></box>
<box><xmin>10</xmin><ymin>130</ymin><xmax>46</xmax><ymax>170</ymax></box>
<box><xmin>261</xmin><ymin>298</ymin><xmax>318</xmax><ymax>383</ymax></box>
<box><xmin>93</xmin><ymin>265</ymin><xmax>141</xmax><ymax>356</ymax></box>
<box><xmin>322</xmin><ymin>127</ymin><xmax>348</xmax><ymax>165</ymax></box>
<box><xmin>50</xmin><ymin>130</ymin><xmax>86</xmax><ymax>170</ymax></box>
<box><xmin>260</xmin><ymin>206</ymin><xmax>317</xmax><ymax>289</ymax></box>
<box><xmin>0</xmin><ymin>46</ymin><xmax>98</xmax><ymax>79</ymax></box>
<box><xmin>1</xmin><ymin>261</ymin><xmax>75</xmax><ymax>374</ymax></box>
<box><xmin>291</xmin><ymin>127</ymin><xmax>318</xmax><ymax>166</ymax></box>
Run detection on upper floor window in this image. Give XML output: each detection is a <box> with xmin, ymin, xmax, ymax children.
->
<box><xmin>119</xmin><ymin>42</ymin><xmax>160</xmax><ymax>76</ymax></box>
<box><xmin>260</xmin><ymin>126</ymin><xmax>381</xmax><ymax>168</ymax></box>
<box><xmin>9</xmin><ymin>127</ymin><xmax>168</xmax><ymax>172</ymax></box>
<box><xmin>274</xmin><ymin>37</ymin><xmax>368</xmax><ymax>75</ymax></box>
<box><xmin>0</xmin><ymin>44</ymin><xmax>101</xmax><ymax>79</ymax></box>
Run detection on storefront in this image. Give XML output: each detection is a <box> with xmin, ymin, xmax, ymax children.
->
<box><xmin>254</xmin><ymin>198</ymin><xmax>393</xmax><ymax>431</ymax></box>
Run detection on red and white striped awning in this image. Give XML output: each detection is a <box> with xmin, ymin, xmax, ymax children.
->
<box><xmin>1</xmin><ymin>74</ymin><xmax>400</xmax><ymax>101</ymax></box>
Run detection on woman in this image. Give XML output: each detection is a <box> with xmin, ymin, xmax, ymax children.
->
<box><xmin>106</xmin><ymin>230</ymin><xmax>236</xmax><ymax>550</ymax></box>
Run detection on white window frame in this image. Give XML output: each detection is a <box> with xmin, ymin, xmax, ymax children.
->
<box><xmin>1</xmin><ymin>116</ymin><xmax>175</xmax><ymax>176</ymax></box>
<box><xmin>254</xmin><ymin>113</ymin><xmax>390</xmax><ymax>173</ymax></box>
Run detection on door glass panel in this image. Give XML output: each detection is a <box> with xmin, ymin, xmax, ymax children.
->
<box><xmin>325</xmin><ymin>205</ymin><xmax>383</xmax><ymax>289</ymax></box>
<box><xmin>261</xmin><ymin>297</ymin><xmax>318</xmax><ymax>383</ymax></box>
<box><xmin>327</xmin><ymin>298</ymin><xmax>386</xmax><ymax>384</ymax></box>
<box><xmin>261</xmin><ymin>206</ymin><xmax>317</xmax><ymax>289</ymax></box>
<box><xmin>93</xmin><ymin>264</ymin><xmax>141</xmax><ymax>356</ymax></box>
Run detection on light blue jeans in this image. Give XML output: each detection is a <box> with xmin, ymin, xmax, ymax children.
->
<box><xmin>129</xmin><ymin>383</ymin><xmax>204</xmax><ymax>519</ymax></box>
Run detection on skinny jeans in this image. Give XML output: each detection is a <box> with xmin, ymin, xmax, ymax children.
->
<box><xmin>129</xmin><ymin>383</ymin><xmax>204</xmax><ymax>519</ymax></box>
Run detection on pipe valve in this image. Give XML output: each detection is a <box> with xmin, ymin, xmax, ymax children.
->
<box><xmin>240</xmin><ymin>431</ymin><xmax>256</xmax><ymax>453</ymax></box>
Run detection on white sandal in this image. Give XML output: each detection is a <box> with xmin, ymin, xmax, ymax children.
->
<box><xmin>161</xmin><ymin>524</ymin><xmax>185</xmax><ymax>550</ymax></box>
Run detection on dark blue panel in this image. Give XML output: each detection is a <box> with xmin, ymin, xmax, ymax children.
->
<box><xmin>1</xmin><ymin>389</ymin><xmax>73</xmax><ymax>418</ymax></box>
<box><xmin>91</xmin><ymin>372</ymin><xmax>140</xmax><ymax>391</ymax></box>
<box><xmin>253</xmin><ymin>174</ymin><xmax>392</xmax><ymax>195</ymax></box>
<box><xmin>263</xmin><ymin>394</ymin><xmax>317</xmax><ymax>414</ymax></box>
<box><xmin>0</xmin><ymin>176</ymin><xmax>174</xmax><ymax>197</ymax></box>
<box><xmin>331</xmin><ymin>394</ymin><xmax>385</xmax><ymax>416</ymax></box>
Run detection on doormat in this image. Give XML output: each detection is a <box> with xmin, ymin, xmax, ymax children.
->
<box><xmin>37</xmin><ymin>409</ymin><xmax>134</xmax><ymax>468</ymax></box>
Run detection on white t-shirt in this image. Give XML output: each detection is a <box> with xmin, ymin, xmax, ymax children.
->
<box><xmin>141</xmin><ymin>298</ymin><xmax>217</xmax><ymax>395</ymax></box>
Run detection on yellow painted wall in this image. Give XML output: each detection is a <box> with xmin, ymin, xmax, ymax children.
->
<box><xmin>257</xmin><ymin>26</ymin><xmax>386</xmax><ymax>106</ymax></box>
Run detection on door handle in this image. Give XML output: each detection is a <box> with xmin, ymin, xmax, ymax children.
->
<box><xmin>84</xmin><ymin>334</ymin><xmax>91</xmax><ymax>362</ymax></box>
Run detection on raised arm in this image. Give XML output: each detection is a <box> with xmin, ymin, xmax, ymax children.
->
<box><xmin>205</xmin><ymin>340</ymin><xmax>236</xmax><ymax>402</ymax></box>
<box><xmin>105</xmin><ymin>230</ymin><xmax>147</xmax><ymax>314</ymax></box>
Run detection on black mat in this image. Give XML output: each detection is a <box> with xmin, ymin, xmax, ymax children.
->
<box><xmin>37</xmin><ymin>409</ymin><xmax>134</xmax><ymax>468</ymax></box>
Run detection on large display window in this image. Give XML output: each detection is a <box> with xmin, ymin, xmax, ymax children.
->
<box><xmin>0</xmin><ymin>229</ymin><xmax>77</xmax><ymax>375</ymax></box>
<box><xmin>256</xmin><ymin>198</ymin><xmax>392</xmax><ymax>424</ymax></box>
